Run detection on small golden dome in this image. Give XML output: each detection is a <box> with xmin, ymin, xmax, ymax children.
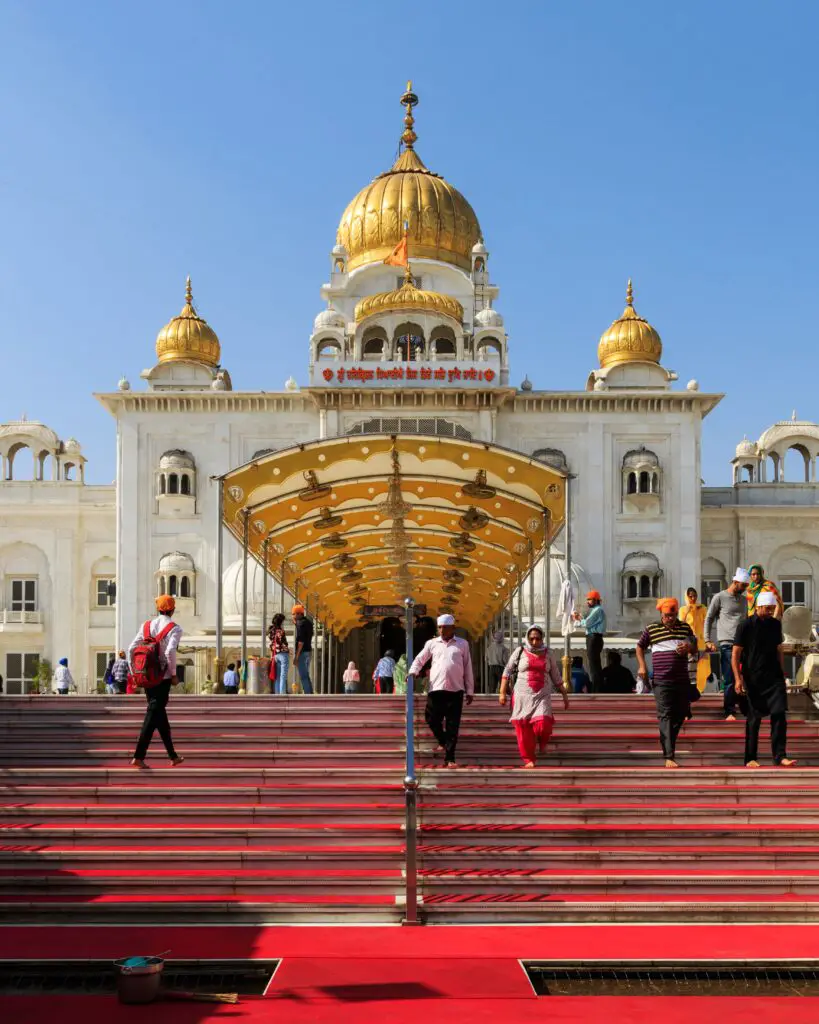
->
<box><xmin>155</xmin><ymin>277</ymin><xmax>221</xmax><ymax>367</ymax></box>
<box><xmin>355</xmin><ymin>274</ymin><xmax>464</xmax><ymax>323</ymax></box>
<box><xmin>337</xmin><ymin>84</ymin><xmax>481</xmax><ymax>272</ymax></box>
<box><xmin>597</xmin><ymin>280</ymin><xmax>662</xmax><ymax>368</ymax></box>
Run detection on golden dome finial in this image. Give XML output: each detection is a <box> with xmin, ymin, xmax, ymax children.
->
<box><xmin>155</xmin><ymin>275</ymin><xmax>221</xmax><ymax>367</ymax></box>
<box><xmin>597</xmin><ymin>279</ymin><xmax>662</xmax><ymax>369</ymax></box>
<box><xmin>400</xmin><ymin>80</ymin><xmax>419</xmax><ymax>150</ymax></box>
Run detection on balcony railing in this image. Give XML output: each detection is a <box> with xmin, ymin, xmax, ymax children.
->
<box><xmin>1</xmin><ymin>609</ymin><xmax>43</xmax><ymax>625</ymax></box>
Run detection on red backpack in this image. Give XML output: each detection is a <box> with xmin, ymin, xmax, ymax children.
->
<box><xmin>130</xmin><ymin>620</ymin><xmax>176</xmax><ymax>689</ymax></box>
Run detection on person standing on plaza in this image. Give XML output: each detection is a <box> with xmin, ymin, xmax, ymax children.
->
<box><xmin>374</xmin><ymin>650</ymin><xmax>397</xmax><ymax>694</ymax></box>
<box><xmin>393</xmin><ymin>653</ymin><xmax>408</xmax><ymax>695</ymax></box>
<box><xmin>572</xmin><ymin>590</ymin><xmax>606</xmax><ymax>692</ymax></box>
<box><xmin>409</xmin><ymin>613</ymin><xmax>474</xmax><ymax>769</ymax></box>
<box><xmin>679</xmin><ymin>587</ymin><xmax>710</xmax><ymax>693</ymax></box>
<box><xmin>485</xmin><ymin>630</ymin><xmax>509</xmax><ymax>693</ymax></box>
<box><xmin>103</xmin><ymin>655</ymin><xmax>116</xmax><ymax>694</ymax></box>
<box><xmin>342</xmin><ymin>661</ymin><xmax>360</xmax><ymax>694</ymax></box>
<box><xmin>636</xmin><ymin>598</ymin><xmax>697</xmax><ymax>768</ymax></box>
<box><xmin>747</xmin><ymin>565</ymin><xmax>784</xmax><ymax>619</ymax></box>
<box><xmin>223</xmin><ymin>662</ymin><xmax>239</xmax><ymax>694</ymax></box>
<box><xmin>128</xmin><ymin>594</ymin><xmax>184</xmax><ymax>768</ymax></box>
<box><xmin>53</xmin><ymin>658</ymin><xmax>74</xmax><ymax>695</ymax></box>
<box><xmin>733</xmin><ymin>591</ymin><xmax>796</xmax><ymax>768</ymax></box>
<box><xmin>267</xmin><ymin>613</ymin><xmax>290</xmax><ymax>695</ymax></box>
<box><xmin>704</xmin><ymin>569</ymin><xmax>751</xmax><ymax>720</ymax></box>
<box><xmin>111</xmin><ymin>650</ymin><xmax>130</xmax><ymax>694</ymax></box>
<box><xmin>499</xmin><ymin>624</ymin><xmax>568</xmax><ymax>768</ymax></box>
<box><xmin>292</xmin><ymin>604</ymin><xmax>314</xmax><ymax>694</ymax></box>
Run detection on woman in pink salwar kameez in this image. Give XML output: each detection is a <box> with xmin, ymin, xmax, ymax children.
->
<box><xmin>499</xmin><ymin>625</ymin><xmax>568</xmax><ymax>768</ymax></box>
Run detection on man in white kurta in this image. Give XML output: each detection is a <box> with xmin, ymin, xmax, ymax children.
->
<box><xmin>409</xmin><ymin>614</ymin><xmax>474</xmax><ymax>768</ymax></box>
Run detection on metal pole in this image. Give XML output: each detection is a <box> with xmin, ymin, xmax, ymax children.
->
<box><xmin>528</xmin><ymin>544</ymin><xmax>535</xmax><ymax>627</ymax></box>
<box><xmin>240</xmin><ymin>509</ymin><xmax>249</xmax><ymax>683</ymax></box>
<box><xmin>403</xmin><ymin>596</ymin><xmax>418</xmax><ymax>925</ymax></box>
<box><xmin>543</xmin><ymin>508</ymin><xmax>552</xmax><ymax>650</ymax></box>
<box><xmin>328</xmin><ymin>631</ymin><xmax>334</xmax><ymax>694</ymax></box>
<box><xmin>562</xmin><ymin>476</ymin><xmax>573</xmax><ymax>690</ymax></box>
<box><xmin>261</xmin><ymin>537</ymin><xmax>268</xmax><ymax>675</ymax></box>
<box><xmin>215</xmin><ymin>477</ymin><xmax>224</xmax><ymax>684</ymax></box>
<box><xmin>517</xmin><ymin>572</ymin><xmax>523</xmax><ymax>647</ymax></box>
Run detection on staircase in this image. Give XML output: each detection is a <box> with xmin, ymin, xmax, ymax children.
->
<box><xmin>1</xmin><ymin>693</ymin><xmax>818</xmax><ymax>925</ymax></box>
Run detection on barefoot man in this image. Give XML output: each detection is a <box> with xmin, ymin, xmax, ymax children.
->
<box><xmin>732</xmin><ymin>590</ymin><xmax>796</xmax><ymax>768</ymax></box>
<box><xmin>636</xmin><ymin>598</ymin><xmax>697</xmax><ymax>768</ymax></box>
<box><xmin>410</xmin><ymin>613</ymin><xmax>474</xmax><ymax>769</ymax></box>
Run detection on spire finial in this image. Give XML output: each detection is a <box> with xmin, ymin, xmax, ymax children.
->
<box><xmin>400</xmin><ymin>80</ymin><xmax>419</xmax><ymax>150</ymax></box>
<box><xmin>185</xmin><ymin>275</ymin><xmax>193</xmax><ymax>308</ymax></box>
<box><xmin>626</xmin><ymin>278</ymin><xmax>634</xmax><ymax>308</ymax></box>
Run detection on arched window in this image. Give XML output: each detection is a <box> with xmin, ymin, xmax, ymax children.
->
<box><xmin>180</xmin><ymin>576</ymin><xmax>190</xmax><ymax>598</ymax></box>
<box><xmin>476</xmin><ymin>336</ymin><xmax>502</xmax><ymax>360</ymax></box>
<box><xmin>622</xmin><ymin>448</ymin><xmax>661</xmax><ymax>508</ymax></box>
<box><xmin>159</xmin><ymin>474</ymin><xmax>166</xmax><ymax>495</ymax></box>
<box><xmin>157</xmin><ymin>575</ymin><xmax>166</xmax><ymax>596</ymax></box>
<box><xmin>532</xmin><ymin>449</ymin><xmax>568</xmax><ymax>472</ymax></box>
<box><xmin>168</xmin><ymin>473</ymin><xmax>179</xmax><ymax>495</ymax></box>
<box><xmin>168</xmin><ymin>574</ymin><xmax>178</xmax><ymax>596</ymax></box>
<box><xmin>783</xmin><ymin>444</ymin><xmax>811</xmax><ymax>483</ymax></box>
<box><xmin>181</xmin><ymin>474</ymin><xmax>190</xmax><ymax>495</ymax></box>
<box><xmin>394</xmin><ymin>322</ymin><xmax>425</xmax><ymax>361</ymax></box>
<box><xmin>622</xmin><ymin>551</ymin><xmax>663</xmax><ymax>603</ymax></box>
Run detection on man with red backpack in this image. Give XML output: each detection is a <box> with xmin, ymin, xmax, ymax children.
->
<box><xmin>127</xmin><ymin>594</ymin><xmax>185</xmax><ymax>768</ymax></box>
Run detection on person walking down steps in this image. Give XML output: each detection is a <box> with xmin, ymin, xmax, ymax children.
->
<box><xmin>410</xmin><ymin>614</ymin><xmax>474</xmax><ymax>769</ymax></box>
<box><xmin>128</xmin><ymin>594</ymin><xmax>185</xmax><ymax>768</ymax></box>
<box><xmin>499</xmin><ymin>624</ymin><xmax>568</xmax><ymax>768</ymax></box>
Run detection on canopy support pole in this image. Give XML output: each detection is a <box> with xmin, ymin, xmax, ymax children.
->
<box><xmin>215</xmin><ymin>477</ymin><xmax>224</xmax><ymax>685</ymax></box>
<box><xmin>240</xmin><ymin>509</ymin><xmax>249</xmax><ymax>688</ymax></box>
<box><xmin>261</xmin><ymin>537</ymin><xmax>269</xmax><ymax>683</ymax></box>
<box><xmin>562</xmin><ymin>476</ymin><xmax>573</xmax><ymax>690</ymax></box>
<box><xmin>544</xmin><ymin>510</ymin><xmax>552</xmax><ymax>650</ymax></box>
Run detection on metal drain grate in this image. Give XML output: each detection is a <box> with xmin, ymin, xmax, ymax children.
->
<box><xmin>0</xmin><ymin>959</ymin><xmax>278</xmax><ymax>996</ymax></box>
<box><xmin>525</xmin><ymin>961</ymin><xmax>819</xmax><ymax>997</ymax></box>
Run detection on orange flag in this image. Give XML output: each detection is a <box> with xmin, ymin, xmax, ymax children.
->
<box><xmin>384</xmin><ymin>234</ymin><xmax>408</xmax><ymax>268</ymax></box>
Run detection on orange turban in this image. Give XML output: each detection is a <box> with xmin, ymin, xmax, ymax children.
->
<box><xmin>656</xmin><ymin>598</ymin><xmax>679</xmax><ymax>615</ymax></box>
<box><xmin>155</xmin><ymin>594</ymin><xmax>176</xmax><ymax>615</ymax></box>
<box><xmin>586</xmin><ymin>590</ymin><xmax>602</xmax><ymax>602</ymax></box>
<box><xmin>292</xmin><ymin>604</ymin><xmax>305</xmax><ymax>616</ymax></box>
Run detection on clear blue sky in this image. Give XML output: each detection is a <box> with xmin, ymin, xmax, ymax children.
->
<box><xmin>1</xmin><ymin>0</ymin><xmax>816</xmax><ymax>484</ymax></box>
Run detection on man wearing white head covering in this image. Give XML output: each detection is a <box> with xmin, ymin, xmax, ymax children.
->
<box><xmin>704</xmin><ymin>568</ymin><xmax>751</xmax><ymax>720</ymax></box>
<box><xmin>409</xmin><ymin>613</ymin><xmax>475</xmax><ymax>768</ymax></box>
<box><xmin>732</xmin><ymin>590</ymin><xmax>796</xmax><ymax>767</ymax></box>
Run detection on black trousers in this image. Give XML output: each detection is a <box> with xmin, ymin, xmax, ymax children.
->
<box><xmin>134</xmin><ymin>680</ymin><xmax>177</xmax><ymax>760</ymax></box>
<box><xmin>425</xmin><ymin>690</ymin><xmax>465</xmax><ymax>763</ymax></box>
<box><xmin>745</xmin><ymin>708</ymin><xmax>787</xmax><ymax>764</ymax></box>
<box><xmin>586</xmin><ymin>634</ymin><xmax>604</xmax><ymax>692</ymax></box>
<box><xmin>653</xmin><ymin>681</ymin><xmax>688</xmax><ymax>759</ymax></box>
<box><xmin>379</xmin><ymin>676</ymin><xmax>394</xmax><ymax>694</ymax></box>
<box><xmin>488</xmin><ymin>665</ymin><xmax>503</xmax><ymax>693</ymax></box>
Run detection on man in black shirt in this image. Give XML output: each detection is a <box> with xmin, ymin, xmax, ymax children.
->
<box><xmin>292</xmin><ymin>603</ymin><xmax>314</xmax><ymax>695</ymax></box>
<box><xmin>732</xmin><ymin>591</ymin><xmax>796</xmax><ymax>768</ymax></box>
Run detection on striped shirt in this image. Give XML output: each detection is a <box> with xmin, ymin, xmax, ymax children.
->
<box><xmin>637</xmin><ymin>620</ymin><xmax>696</xmax><ymax>685</ymax></box>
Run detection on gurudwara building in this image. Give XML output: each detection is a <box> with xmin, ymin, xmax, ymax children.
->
<box><xmin>1</xmin><ymin>87</ymin><xmax>817</xmax><ymax>693</ymax></box>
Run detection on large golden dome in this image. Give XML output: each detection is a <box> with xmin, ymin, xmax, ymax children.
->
<box><xmin>355</xmin><ymin>274</ymin><xmax>463</xmax><ymax>323</ymax></box>
<box><xmin>336</xmin><ymin>85</ymin><xmax>481</xmax><ymax>272</ymax></box>
<box><xmin>597</xmin><ymin>280</ymin><xmax>662</xmax><ymax>369</ymax></box>
<box><xmin>155</xmin><ymin>277</ymin><xmax>221</xmax><ymax>367</ymax></box>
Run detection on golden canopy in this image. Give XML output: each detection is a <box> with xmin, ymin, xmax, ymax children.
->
<box><xmin>336</xmin><ymin>85</ymin><xmax>481</xmax><ymax>273</ymax></box>
<box><xmin>598</xmin><ymin>279</ymin><xmax>662</xmax><ymax>369</ymax></box>
<box><xmin>155</xmin><ymin>277</ymin><xmax>221</xmax><ymax>367</ymax></box>
<box><xmin>355</xmin><ymin>277</ymin><xmax>464</xmax><ymax>324</ymax></box>
<box><xmin>220</xmin><ymin>434</ymin><xmax>566</xmax><ymax>639</ymax></box>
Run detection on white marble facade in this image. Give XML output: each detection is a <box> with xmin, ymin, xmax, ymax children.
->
<box><xmin>2</xmin><ymin>108</ymin><xmax>817</xmax><ymax>691</ymax></box>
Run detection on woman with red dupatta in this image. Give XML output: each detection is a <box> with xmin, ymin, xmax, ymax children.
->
<box><xmin>499</xmin><ymin>625</ymin><xmax>569</xmax><ymax>768</ymax></box>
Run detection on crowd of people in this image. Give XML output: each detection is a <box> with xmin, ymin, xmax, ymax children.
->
<box><xmin>42</xmin><ymin>557</ymin><xmax>794</xmax><ymax>773</ymax></box>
